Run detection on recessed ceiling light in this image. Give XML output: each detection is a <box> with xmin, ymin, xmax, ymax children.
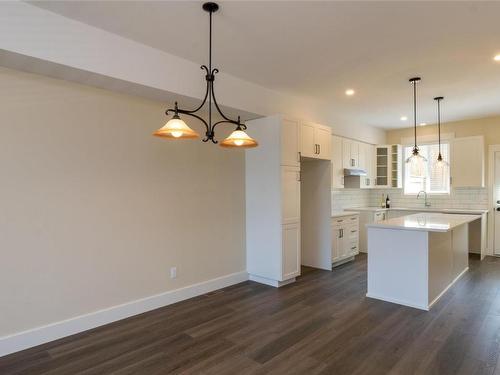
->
<box><xmin>494</xmin><ymin>54</ymin><xmax>500</xmax><ymax>61</ymax></box>
<box><xmin>345</xmin><ymin>89</ymin><xmax>355</xmax><ymax>96</ymax></box>
<box><xmin>419</xmin><ymin>122</ymin><xmax>427</xmax><ymax>126</ymax></box>
<box><xmin>400</xmin><ymin>116</ymin><xmax>408</xmax><ymax>121</ymax></box>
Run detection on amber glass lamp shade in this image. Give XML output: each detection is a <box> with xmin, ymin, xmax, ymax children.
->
<box><xmin>153</xmin><ymin>115</ymin><xmax>199</xmax><ymax>139</ymax></box>
<box><xmin>220</xmin><ymin>127</ymin><xmax>258</xmax><ymax>148</ymax></box>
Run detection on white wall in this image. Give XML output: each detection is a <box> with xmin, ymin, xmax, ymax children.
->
<box><xmin>0</xmin><ymin>67</ymin><xmax>246</xmax><ymax>338</ymax></box>
<box><xmin>0</xmin><ymin>1</ymin><xmax>386</xmax><ymax>145</ymax></box>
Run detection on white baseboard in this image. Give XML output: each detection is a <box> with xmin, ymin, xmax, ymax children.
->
<box><xmin>248</xmin><ymin>274</ymin><xmax>295</xmax><ymax>287</ymax></box>
<box><xmin>367</xmin><ymin>267</ymin><xmax>469</xmax><ymax>312</ymax></box>
<box><xmin>428</xmin><ymin>267</ymin><xmax>468</xmax><ymax>309</ymax></box>
<box><xmin>366</xmin><ymin>292</ymin><xmax>429</xmax><ymax>311</ymax></box>
<box><xmin>0</xmin><ymin>271</ymin><xmax>248</xmax><ymax>357</ymax></box>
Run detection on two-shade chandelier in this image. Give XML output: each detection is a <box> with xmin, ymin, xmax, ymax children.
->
<box><xmin>153</xmin><ymin>2</ymin><xmax>258</xmax><ymax>148</ymax></box>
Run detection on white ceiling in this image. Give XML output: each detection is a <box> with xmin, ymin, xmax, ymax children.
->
<box><xmin>29</xmin><ymin>1</ymin><xmax>500</xmax><ymax>130</ymax></box>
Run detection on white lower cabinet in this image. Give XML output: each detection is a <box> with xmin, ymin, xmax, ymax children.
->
<box><xmin>332</xmin><ymin>214</ymin><xmax>359</xmax><ymax>265</ymax></box>
<box><xmin>282</xmin><ymin>222</ymin><xmax>301</xmax><ymax>279</ymax></box>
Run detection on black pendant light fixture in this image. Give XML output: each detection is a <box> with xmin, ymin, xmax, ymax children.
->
<box><xmin>434</xmin><ymin>96</ymin><xmax>448</xmax><ymax>168</ymax></box>
<box><xmin>153</xmin><ymin>2</ymin><xmax>258</xmax><ymax>148</ymax></box>
<box><xmin>405</xmin><ymin>77</ymin><xmax>427</xmax><ymax>174</ymax></box>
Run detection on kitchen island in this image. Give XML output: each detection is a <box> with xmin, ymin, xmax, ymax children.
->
<box><xmin>366</xmin><ymin>212</ymin><xmax>480</xmax><ymax>310</ymax></box>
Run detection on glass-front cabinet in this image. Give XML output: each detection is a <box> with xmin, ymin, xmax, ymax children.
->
<box><xmin>376</xmin><ymin>144</ymin><xmax>402</xmax><ymax>188</ymax></box>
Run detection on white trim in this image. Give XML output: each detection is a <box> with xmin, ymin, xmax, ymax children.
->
<box><xmin>248</xmin><ymin>274</ymin><xmax>295</xmax><ymax>288</ymax></box>
<box><xmin>366</xmin><ymin>293</ymin><xmax>429</xmax><ymax>311</ymax></box>
<box><xmin>427</xmin><ymin>267</ymin><xmax>468</xmax><ymax>309</ymax></box>
<box><xmin>0</xmin><ymin>271</ymin><xmax>248</xmax><ymax>357</ymax></box>
<box><xmin>367</xmin><ymin>266</ymin><xmax>468</xmax><ymax>311</ymax></box>
<box><xmin>488</xmin><ymin>145</ymin><xmax>500</xmax><ymax>256</ymax></box>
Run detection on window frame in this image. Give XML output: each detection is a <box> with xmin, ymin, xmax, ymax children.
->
<box><xmin>402</xmin><ymin>141</ymin><xmax>451</xmax><ymax>196</ymax></box>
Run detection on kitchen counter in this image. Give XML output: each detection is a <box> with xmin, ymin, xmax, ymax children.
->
<box><xmin>331</xmin><ymin>210</ymin><xmax>359</xmax><ymax>218</ymax></box>
<box><xmin>347</xmin><ymin>206</ymin><xmax>488</xmax><ymax>215</ymax></box>
<box><xmin>366</xmin><ymin>212</ymin><xmax>480</xmax><ymax>233</ymax></box>
<box><xmin>367</xmin><ymin>212</ymin><xmax>472</xmax><ymax>310</ymax></box>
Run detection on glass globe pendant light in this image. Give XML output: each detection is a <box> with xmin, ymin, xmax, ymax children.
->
<box><xmin>405</xmin><ymin>77</ymin><xmax>427</xmax><ymax>176</ymax></box>
<box><xmin>434</xmin><ymin>96</ymin><xmax>449</xmax><ymax>169</ymax></box>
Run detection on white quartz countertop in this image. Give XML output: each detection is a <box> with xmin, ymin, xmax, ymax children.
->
<box><xmin>332</xmin><ymin>210</ymin><xmax>359</xmax><ymax>218</ymax></box>
<box><xmin>366</xmin><ymin>213</ymin><xmax>480</xmax><ymax>232</ymax></box>
<box><xmin>346</xmin><ymin>206</ymin><xmax>488</xmax><ymax>215</ymax></box>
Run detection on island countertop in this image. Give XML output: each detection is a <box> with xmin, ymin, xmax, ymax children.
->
<box><xmin>366</xmin><ymin>212</ymin><xmax>480</xmax><ymax>232</ymax></box>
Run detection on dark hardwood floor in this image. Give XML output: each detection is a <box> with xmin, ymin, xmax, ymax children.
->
<box><xmin>3</xmin><ymin>254</ymin><xmax>500</xmax><ymax>374</ymax></box>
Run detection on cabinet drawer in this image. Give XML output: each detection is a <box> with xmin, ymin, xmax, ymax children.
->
<box><xmin>348</xmin><ymin>243</ymin><xmax>359</xmax><ymax>254</ymax></box>
<box><xmin>347</xmin><ymin>227</ymin><xmax>359</xmax><ymax>240</ymax></box>
<box><xmin>346</xmin><ymin>215</ymin><xmax>359</xmax><ymax>225</ymax></box>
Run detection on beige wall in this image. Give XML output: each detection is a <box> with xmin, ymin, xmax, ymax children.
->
<box><xmin>386</xmin><ymin>115</ymin><xmax>500</xmax><ymax>181</ymax></box>
<box><xmin>0</xmin><ymin>67</ymin><xmax>246</xmax><ymax>336</ymax></box>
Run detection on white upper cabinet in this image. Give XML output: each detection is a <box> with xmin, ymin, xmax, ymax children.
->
<box><xmin>332</xmin><ymin>136</ymin><xmax>377</xmax><ymax>189</ymax></box>
<box><xmin>451</xmin><ymin>136</ymin><xmax>485</xmax><ymax>188</ymax></box>
<box><xmin>342</xmin><ymin>139</ymin><xmax>359</xmax><ymax>168</ymax></box>
<box><xmin>299</xmin><ymin>122</ymin><xmax>316</xmax><ymax>159</ymax></box>
<box><xmin>300</xmin><ymin>122</ymin><xmax>331</xmax><ymax>161</ymax></box>
<box><xmin>360</xmin><ymin>143</ymin><xmax>376</xmax><ymax>189</ymax></box>
<box><xmin>281</xmin><ymin>118</ymin><xmax>300</xmax><ymax>167</ymax></box>
<box><xmin>331</xmin><ymin>135</ymin><xmax>344</xmax><ymax>189</ymax></box>
<box><xmin>315</xmin><ymin>125</ymin><xmax>332</xmax><ymax>160</ymax></box>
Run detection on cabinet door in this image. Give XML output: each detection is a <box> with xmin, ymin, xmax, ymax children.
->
<box><xmin>315</xmin><ymin>125</ymin><xmax>331</xmax><ymax>161</ymax></box>
<box><xmin>358</xmin><ymin>142</ymin><xmax>366</xmax><ymax>170</ymax></box>
<box><xmin>300</xmin><ymin>122</ymin><xmax>316</xmax><ymax>158</ymax></box>
<box><xmin>451</xmin><ymin>136</ymin><xmax>485</xmax><ymax>188</ymax></box>
<box><xmin>281</xmin><ymin>118</ymin><xmax>300</xmax><ymax>167</ymax></box>
<box><xmin>282</xmin><ymin>223</ymin><xmax>300</xmax><ymax>280</ymax></box>
<box><xmin>331</xmin><ymin>135</ymin><xmax>344</xmax><ymax>189</ymax></box>
<box><xmin>332</xmin><ymin>225</ymin><xmax>341</xmax><ymax>262</ymax></box>
<box><xmin>342</xmin><ymin>139</ymin><xmax>352</xmax><ymax>168</ymax></box>
<box><xmin>350</xmin><ymin>141</ymin><xmax>359</xmax><ymax>167</ymax></box>
<box><xmin>340</xmin><ymin>225</ymin><xmax>349</xmax><ymax>257</ymax></box>
<box><xmin>281</xmin><ymin>166</ymin><xmax>301</xmax><ymax>224</ymax></box>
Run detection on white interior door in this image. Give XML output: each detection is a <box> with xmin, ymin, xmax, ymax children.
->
<box><xmin>494</xmin><ymin>151</ymin><xmax>500</xmax><ymax>255</ymax></box>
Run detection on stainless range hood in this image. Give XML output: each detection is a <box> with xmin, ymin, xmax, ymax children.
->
<box><xmin>343</xmin><ymin>168</ymin><xmax>367</xmax><ymax>176</ymax></box>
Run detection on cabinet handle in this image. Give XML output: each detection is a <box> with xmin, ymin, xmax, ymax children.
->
<box><xmin>297</xmin><ymin>151</ymin><xmax>301</xmax><ymax>162</ymax></box>
<box><xmin>351</xmin><ymin>246</ymin><xmax>357</xmax><ymax>250</ymax></box>
<box><xmin>318</xmin><ymin>144</ymin><xmax>321</xmax><ymax>155</ymax></box>
<box><xmin>351</xmin><ymin>230</ymin><xmax>357</xmax><ymax>233</ymax></box>
<box><xmin>337</xmin><ymin>219</ymin><xmax>344</xmax><ymax>223</ymax></box>
<box><xmin>339</xmin><ymin>229</ymin><xmax>343</xmax><ymax>238</ymax></box>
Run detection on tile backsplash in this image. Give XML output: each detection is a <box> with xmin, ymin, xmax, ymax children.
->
<box><xmin>370</xmin><ymin>188</ymin><xmax>488</xmax><ymax>210</ymax></box>
<box><xmin>332</xmin><ymin>187</ymin><xmax>488</xmax><ymax>213</ymax></box>
<box><xmin>332</xmin><ymin>189</ymin><xmax>371</xmax><ymax>211</ymax></box>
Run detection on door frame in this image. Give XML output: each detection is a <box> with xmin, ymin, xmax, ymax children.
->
<box><xmin>487</xmin><ymin>145</ymin><xmax>500</xmax><ymax>256</ymax></box>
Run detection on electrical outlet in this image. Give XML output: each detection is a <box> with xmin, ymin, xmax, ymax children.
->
<box><xmin>170</xmin><ymin>267</ymin><xmax>177</xmax><ymax>279</ymax></box>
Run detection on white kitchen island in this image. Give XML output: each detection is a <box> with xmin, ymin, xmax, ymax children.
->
<box><xmin>366</xmin><ymin>213</ymin><xmax>480</xmax><ymax>310</ymax></box>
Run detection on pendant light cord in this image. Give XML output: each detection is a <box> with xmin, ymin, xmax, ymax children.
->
<box><xmin>413</xmin><ymin>80</ymin><xmax>417</xmax><ymax>149</ymax></box>
<box><xmin>437</xmin><ymin>98</ymin><xmax>441</xmax><ymax>155</ymax></box>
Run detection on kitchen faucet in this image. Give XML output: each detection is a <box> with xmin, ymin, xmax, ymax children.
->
<box><xmin>417</xmin><ymin>190</ymin><xmax>431</xmax><ymax>207</ymax></box>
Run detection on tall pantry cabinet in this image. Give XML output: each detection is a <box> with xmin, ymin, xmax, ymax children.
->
<box><xmin>245</xmin><ymin>115</ymin><xmax>301</xmax><ymax>287</ymax></box>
